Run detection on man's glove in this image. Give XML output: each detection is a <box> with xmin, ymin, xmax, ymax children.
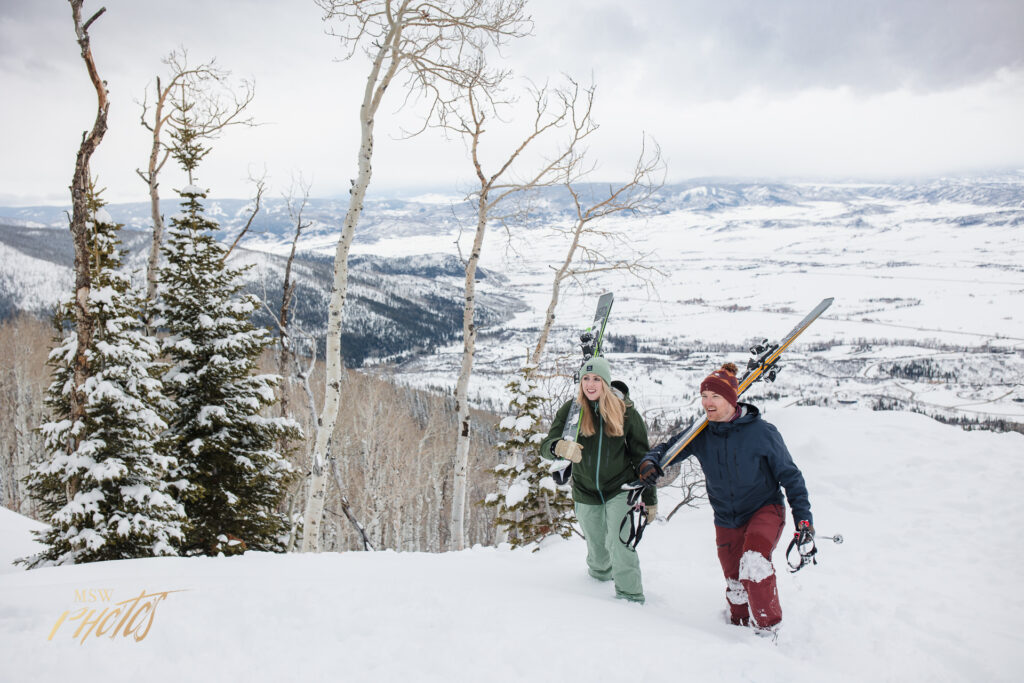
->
<box><xmin>636</xmin><ymin>455</ymin><xmax>664</xmax><ymax>487</ymax></box>
<box><xmin>645</xmin><ymin>504</ymin><xmax>658</xmax><ymax>524</ymax></box>
<box><xmin>797</xmin><ymin>520</ymin><xmax>815</xmax><ymax>542</ymax></box>
<box><xmin>553</xmin><ymin>439</ymin><xmax>583</xmax><ymax>463</ymax></box>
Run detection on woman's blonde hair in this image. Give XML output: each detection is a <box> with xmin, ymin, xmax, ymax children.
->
<box><xmin>577</xmin><ymin>381</ymin><xmax>626</xmax><ymax>437</ymax></box>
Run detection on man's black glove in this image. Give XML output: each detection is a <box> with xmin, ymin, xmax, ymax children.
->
<box><xmin>636</xmin><ymin>454</ymin><xmax>664</xmax><ymax>487</ymax></box>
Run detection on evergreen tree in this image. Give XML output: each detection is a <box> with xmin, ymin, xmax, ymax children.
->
<box><xmin>484</xmin><ymin>365</ymin><xmax>575</xmax><ymax>549</ymax></box>
<box><xmin>22</xmin><ymin>187</ymin><xmax>185</xmax><ymax>566</ymax></box>
<box><xmin>158</xmin><ymin>100</ymin><xmax>299</xmax><ymax>556</ymax></box>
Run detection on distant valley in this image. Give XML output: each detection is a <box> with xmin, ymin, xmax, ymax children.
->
<box><xmin>2</xmin><ymin>174</ymin><xmax>1022</xmax><ymax>431</ymax></box>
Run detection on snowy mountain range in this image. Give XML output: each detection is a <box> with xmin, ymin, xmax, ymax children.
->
<box><xmin>4</xmin><ymin>174</ymin><xmax>1023</xmax><ymax>246</ymax></box>
<box><xmin>2</xmin><ymin>174</ymin><xmax>1023</xmax><ymax>427</ymax></box>
<box><xmin>0</xmin><ymin>220</ymin><xmax>517</xmax><ymax>367</ymax></box>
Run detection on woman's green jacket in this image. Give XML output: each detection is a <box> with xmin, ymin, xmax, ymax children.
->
<box><xmin>540</xmin><ymin>398</ymin><xmax>656</xmax><ymax>507</ymax></box>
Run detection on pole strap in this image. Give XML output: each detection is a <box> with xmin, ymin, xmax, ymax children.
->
<box><xmin>619</xmin><ymin>487</ymin><xmax>648</xmax><ymax>550</ymax></box>
<box><xmin>785</xmin><ymin>526</ymin><xmax>818</xmax><ymax>572</ymax></box>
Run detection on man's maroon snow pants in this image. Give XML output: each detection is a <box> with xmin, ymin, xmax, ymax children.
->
<box><xmin>714</xmin><ymin>503</ymin><xmax>786</xmax><ymax>628</ymax></box>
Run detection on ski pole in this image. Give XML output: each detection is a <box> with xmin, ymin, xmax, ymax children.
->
<box><xmin>786</xmin><ymin>530</ymin><xmax>843</xmax><ymax>572</ymax></box>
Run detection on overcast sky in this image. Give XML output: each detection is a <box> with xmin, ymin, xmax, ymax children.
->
<box><xmin>2</xmin><ymin>0</ymin><xmax>1023</xmax><ymax>206</ymax></box>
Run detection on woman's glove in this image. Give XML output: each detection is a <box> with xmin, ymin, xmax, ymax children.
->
<box><xmin>553</xmin><ymin>439</ymin><xmax>583</xmax><ymax>463</ymax></box>
<box><xmin>645</xmin><ymin>505</ymin><xmax>658</xmax><ymax>523</ymax></box>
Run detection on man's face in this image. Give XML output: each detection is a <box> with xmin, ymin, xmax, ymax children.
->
<box><xmin>701</xmin><ymin>390</ymin><xmax>735</xmax><ymax>422</ymax></box>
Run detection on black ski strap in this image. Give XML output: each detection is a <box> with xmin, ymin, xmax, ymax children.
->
<box><xmin>552</xmin><ymin>463</ymin><xmax>572</xmax><ymax>486</ymax></box>
<box><xmin>618</xmin><ymin>487</ymin><xmax>648</xmax><ymax>550</ymax></box>
<box><xmin>785</xmin><ymin>525</ymin><xmax>818</xmax><ymax>573</ymax></box>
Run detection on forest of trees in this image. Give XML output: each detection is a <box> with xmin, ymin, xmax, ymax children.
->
<box><xmin>1</xmin><ymin>0</ymin><xmax>666</xmax><ymax>564</ymax></box>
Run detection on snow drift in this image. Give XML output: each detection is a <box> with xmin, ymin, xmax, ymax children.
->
<box><xmin>1</xmin><ymin>407</ymin><xmax>1021</xmax><ymax>682</ymax></box>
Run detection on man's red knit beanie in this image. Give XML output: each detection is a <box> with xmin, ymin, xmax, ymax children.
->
<box><xmin>700</xmin><ymin>363</ymin><xmax>739</xmax><ymax>407</ymax></box>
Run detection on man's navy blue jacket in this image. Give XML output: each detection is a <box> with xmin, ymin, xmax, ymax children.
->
<box><xmin>679</xmin><ymin>403</ymin><xmax>812</xmax><ymax>528</ymax></box>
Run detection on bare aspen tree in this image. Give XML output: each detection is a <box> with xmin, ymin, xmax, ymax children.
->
<box><xmin>65</xmin><ymin>0</ymin><xmax>108</xmax><ymax>503</ymax></box>
<box><xmin>258</xmin><ymin>175</ymin><xmax>374</xmax><ymax>552</ymax></box>
<box><xmin>136</xmin><ymin>49</ymin><xmax>255</xmax><ymax>311</ymax></box>
<box><xmin>256</xmin><ymin>174</ymin><xmax>308</xmax><ymax>548</ymax></box>
<box><xmin>487</xmin><ymin>140</ymin><xmax>664</xmax><ymax>547</ymax></box>
<box><xmin>284</xmin><ymin>339</ymin><xmax>319</xmax><ymax>551</ymax></box>
<box><xmin>290</xmin><ymin>336</ymin><xmax>374</xmax><ymax>552</ymax></box>
<box><xmin>276</xmin><ymin>173</ymin><xmax>313</xmax><ymax>380</ymax></box>
<box><xmin>530</xmin><ymin>137</ymin><xmax>665</xmax><ymax>366</ymax></box>
<box><xmin>443</xmin><ymin>67</ymin><xmax>599</xmax><ymax>550</ymax></box>
<box><xmin>302</xmin><ymin>0</ymin><xmax>530</xmax><ymax>553</ymax></box>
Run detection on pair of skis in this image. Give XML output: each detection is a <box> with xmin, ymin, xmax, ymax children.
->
<box><xmin>551</xmin><ymin>295</ymin><xmax>835</xmax><ymax>509</ymax></box>
<box><xmin>560</xmin><ymin>292</ymin><xmax>614</xmax><ymax>441</ymax></box>
<box><xmin>551</xmin><ymin>292</ymin><xmax>614</xmax><ymax>484</ymax></box>
<box><xmin>619</xmin><ymin>297</ymin><xmax>836</xmax><ymax>551</ymax></box>
<box><xmin>626</xmin><ymin>296</ymin><xmax>834</xmax><ymax>482</ymax></box>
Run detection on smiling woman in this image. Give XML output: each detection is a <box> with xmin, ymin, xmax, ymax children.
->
<box><xmin>540</xmin><ymin>355</ymin><xmax>656</xmax><ymax>603</ymax></box>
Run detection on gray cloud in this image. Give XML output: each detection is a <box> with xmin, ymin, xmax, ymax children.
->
<box><xmin>2</xmin><ymin>0</ymin><xmax>1021</xmax><ymax>205</ymax></box>
<box><xmin>522</xmin><ymin>0</ymin><xmax>1024</xmax><ymax>99</ymax></box>
<box><xmin>643</xmin><ymin>0</ymin><xmax>1024</xmax><ymax>95</ymax></box>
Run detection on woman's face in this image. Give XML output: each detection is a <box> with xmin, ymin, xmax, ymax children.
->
<box><xmin>581</xmin><ymin>373</ymin><xmax>605</xmax><ymax>401</ymax></box>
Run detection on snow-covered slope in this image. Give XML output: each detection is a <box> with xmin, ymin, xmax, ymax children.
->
<box><xmin>2</xmin><ymin>407</ymin><xmax>1020</xmax><ymax>682</ymax></box>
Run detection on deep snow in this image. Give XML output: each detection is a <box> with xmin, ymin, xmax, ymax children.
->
<box><xmin>2</xmin><ymin>406</ymin><xmax>1021</xmax><ymax>682</ymax></box>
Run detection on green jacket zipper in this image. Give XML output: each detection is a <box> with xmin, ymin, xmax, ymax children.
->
<box><xmin>595</xmin><ymin>403</ymin><xmax>605</xmax><ymax>504</ymax></box>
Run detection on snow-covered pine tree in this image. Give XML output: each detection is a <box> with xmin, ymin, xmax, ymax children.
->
<box><xmin>21</xmin><ymin>186</ymin><xmax>185</xmax><ymax>567</ymax></box>
<box><xmin>484</xmin><ymin>364</ymin><xmax>575</xmax><ymax>549</ymax></box>
<box><xmin>158</xmin><ymin>99</ymin><xmax>299</xmax><ymax>556</ymax></box>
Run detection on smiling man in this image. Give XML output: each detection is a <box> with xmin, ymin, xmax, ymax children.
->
<box><xmin>638</xmin><ymin>362</ymin><xmax>814</xmax><ymax>636</ymax></box>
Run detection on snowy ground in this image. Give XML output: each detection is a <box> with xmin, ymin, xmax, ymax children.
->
<box><xmin>2</xmin><ymin>407</ymin><xmax>1021</xmax><ymax>682</ymax></box>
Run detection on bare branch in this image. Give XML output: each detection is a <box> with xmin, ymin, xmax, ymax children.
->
<box><xmin>279</xmin><ymin>172</ymin><xmax>314</xmax><ymax>343</ymax></box>
<box><xmin>81</xmin><ymin>6</ymin><xmax>105</xmax><ymax>33</ymax></box>
<box><xmin>528</xmin><ymin>133</ymin><xmax>666</xmax><ymax>365</ymax></box>
<box><xmin>223</xmin><ymin>171</ymin><xmax>267</xmax><ymax>261</ymax></box>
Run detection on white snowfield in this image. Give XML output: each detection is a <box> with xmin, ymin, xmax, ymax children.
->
<box><xmin>1</xmin><ymin>407</ymin><xmax>1020</xmax><ymax>682</ymax></box>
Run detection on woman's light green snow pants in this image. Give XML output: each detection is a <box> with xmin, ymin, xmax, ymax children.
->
<box><xmin>575</xmin><ymin>492</ymin><xmax>644</xmax><ymax>603</ymax></box>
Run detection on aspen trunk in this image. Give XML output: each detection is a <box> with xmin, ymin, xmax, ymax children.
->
<box><xmin>450</xmin><ymin>193</ymin><xmax>489</xmax><ymax>550</ymax></box>
<box><xmin>301</xmin><ymin>30</ymin><xmax>400</xmax><ymax>552</ymax></box>
<box><xmin>144</xmin><ymin>104</ymin><xmax>164</xmax><ymax>310</ymax></box>
<box><xmin>531</xmin><ymin>221</ymin><xmax>583</xmax><ymax>365</ymax></box>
